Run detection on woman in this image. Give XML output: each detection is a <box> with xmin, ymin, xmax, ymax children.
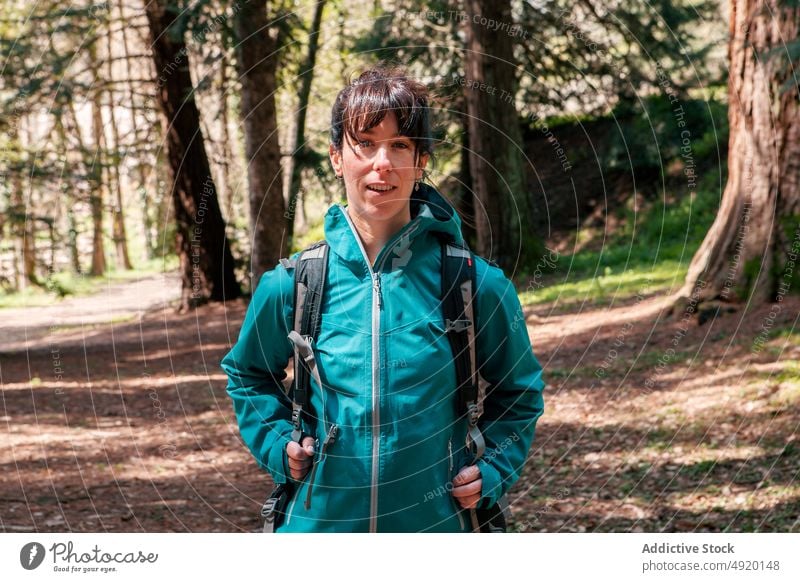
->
<box><xmin>221</xmin><ymin>65</ymin><xmax>545</xmax><ymax>532</ymax></box>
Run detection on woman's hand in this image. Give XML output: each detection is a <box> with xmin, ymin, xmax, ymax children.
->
<box><xmin>286</xmin><ymin>436</ymin><xmax>315</xmax><ymax>481</ymax></box>
<box><xmin>451</xmin><ymin>464</ymin><xmax>482</xmax><ymax>509</ymax></box>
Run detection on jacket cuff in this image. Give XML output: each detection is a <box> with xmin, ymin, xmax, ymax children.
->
<box><xmin>267</xmin><ymin>434</ymin><xmax>293</xmax><ymax>484</ymax></box>
<box><xmin>477</xmin><ymin>458</ymin><xmax>503</xmax><ymax>508</ymax></box>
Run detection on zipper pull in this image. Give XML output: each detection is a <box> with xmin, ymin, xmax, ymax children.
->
<box><xmin>374</xmin><ymin>273</ymin><xmax>383</xmax><ymax>309</ymax></box>
<box><xmin>304</xmin><ymin>424</ymin><xmax>338</xmax><ymax>510</ymax></box>
<box><xmin>322</xmin><ymin>423</ymin><xmax>339</xmax><ymax>451</ymax></box>
<box><xmin>448</xmin><ymin>438</ymin><xmax>454</xmax><ymax>475</ymax></box>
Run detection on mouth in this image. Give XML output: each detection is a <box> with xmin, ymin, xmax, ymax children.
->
<box><xmin>366</xmin><ymin>183</ymin><xmax>397</xmax><ymax>193</ymax></box>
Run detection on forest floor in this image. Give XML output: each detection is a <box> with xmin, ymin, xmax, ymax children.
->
<box><xmin>1</xmin><ymin>274</ymin><xmax>798</xmax><ymax>532</ymax></box>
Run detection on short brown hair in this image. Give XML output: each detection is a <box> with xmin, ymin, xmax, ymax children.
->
<box><xmin>330</xmin><ymin>64</ymin><xmax>434</xmax><ymax>167</ymax></box>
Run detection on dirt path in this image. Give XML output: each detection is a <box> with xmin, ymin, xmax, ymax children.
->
<box><xmin>1</xmin><ymin>278</ymin><xmax>798</xmax><ymax>532</ymax></box>
<box><xmin>0</xmin><ymin>273</ymin><xmax>181</xmax><ymax>352</ymax></box>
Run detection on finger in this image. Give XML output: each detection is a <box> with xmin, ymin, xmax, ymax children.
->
<box><xmin>287</xmin><ymin>440</ymin><xmax>315</xmax><ymax>460</ymax></box>
<box><xmin>452</xmin><ymin>478</ymin><xmax>482</xmax><ymax>498</ymax></box>
<box><xmin>301</xmin><ymin>436</ymin><xmax>316</xmax><ymax>456</ymax></box>
<box><xmin>287</xmin><ymin>457</ymin><xmax>312</xmax><ymax>471</ymax></box>
<box><xmin>286</xmin><ymin>441</ymin><xmax>303</xmax><ymax>460</ymax></box>
<box><xmin>290</xmin><ymin>467</ymin><xmax>310</xmax><ymax>480</ymax></box>
<box><xmin>452</xmin><ymin>465</ymin><xmax>481</xmax><ymax>486</ymax></box>
<box><xmin>456</xmin><ymin>494</ymin><xmax>481</xmax><ymax>509</ymax></box>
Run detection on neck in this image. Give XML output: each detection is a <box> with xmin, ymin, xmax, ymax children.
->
<box><xmin>347</xmin><ymin>207</ymin><xmax>411</xmax><ymax>266</ymax></box>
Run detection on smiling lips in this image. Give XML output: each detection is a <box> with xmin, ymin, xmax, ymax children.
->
<box><xmin>366</xmin><ymin>183</ymin><xmax>397</xmax><ymax>193</ymax></box>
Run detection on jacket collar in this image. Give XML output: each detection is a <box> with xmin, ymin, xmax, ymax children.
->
<box><xmin>323</xmin><ymin>182</ymin><xmax>464</xmax><ymax>272</ymax></box>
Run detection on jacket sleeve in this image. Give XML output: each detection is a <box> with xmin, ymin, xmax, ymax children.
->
<box><xmin>473</xmin><ymin>261</ymin><xmax>546</xmax><ymax>508</ymax></box>
<box><xmin>220</xmin><ymin>264</ymin><xmax>295</xmax><ymax>484</ymax></box>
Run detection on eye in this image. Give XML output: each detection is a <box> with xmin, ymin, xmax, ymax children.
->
<box><xmin>357</xmin><ymin>139</ymin><xmax>373</xmax><ymax>148</ymax></box>
<box><xmin>393</xmin><ymin>141</ymin><xmax>410</xmax><ymax>149</ymax></box>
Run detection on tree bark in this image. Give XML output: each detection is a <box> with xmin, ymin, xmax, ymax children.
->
<box><xmin>218</xmin><ymin>55</ymin><xmax>235</xmax><ymax>221</ymax></box>
<box><xmin>462</xmin><ymin>0</ymin><xmax>543</xmax><ymax>270</ymax></box>
<box><xmin>11</xmin><ymin>174</ymin><xmax>37</xmax><ymax>289</ymax></box>
<box><xmin>233</xmin><ymin>0</ymin><xmax>287</xmax><ymax>284</ymax></box>
<box><xmin>285</xmin><ymin>0</ymin><xmax>327</xmax><ymax>246</ymax></box>
<box><xmin>145</xmin><ymin>0</ymin><xmax>241</xmax><ymax>309</ymax></box>
<box><xmin>89</xmin><ymin>92</ymin><xmax>107</xmax><ymax>277</ymax></box>
<box><xmin>676</xmin><ymin>1</ymin><xmax>800</xmax><ymax>307</ymax></box>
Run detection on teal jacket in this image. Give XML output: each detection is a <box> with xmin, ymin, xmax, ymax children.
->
<box><xmin>221</xmin><ymin>183</ymin><xmax>545</xmax><ymax>532</ymax></box>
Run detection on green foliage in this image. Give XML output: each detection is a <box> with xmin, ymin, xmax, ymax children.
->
<box><xmin>292</xmin><ymin>218</ymin><xmax>326</xmax><ymax>253</ymax></box>
<box><xmin>520</xmin><ymin>259</ymin><xmax>685</xmax><ymax>307</ymax></box>
<box><xmin>605</xmin><ymin>94</ymin><xmax>728</xmax><ymax>175</ymax></box>
<box><xmin>778</xmin><ymin>214</ymin><xmax>800</xmax><ymax>293</ymax></box>
<box><xmin>521</xmin><ymin>94</ymin><xmax>730</xmax><ymax>306</ymax></box>
<box><xmin>520</xmin><ymin>168</ymin><xmax>723</xmax><ymax>307</ymax></box>
<box><xmin>516</xmin><ymin>0</ymin><xmax>720</xmax><ymax>116</ymax></box>
<box><xmin>623</xmin><ymin>171</ymin><xmax>723</xmax><ymax>262</ymax></box>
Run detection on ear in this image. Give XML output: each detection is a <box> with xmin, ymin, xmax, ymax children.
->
<box><xmin>329</xmin><ymin>144</ymin><xmax>343</xmax><ymax>177</ymax></box>
<box><xmin>415</xmin><ymin>152</ymin><xmax>430</xmax><ymax>180</ymax></box>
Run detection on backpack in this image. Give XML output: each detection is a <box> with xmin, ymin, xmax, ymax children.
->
<box><xmin>260</xmin><ymin>234</ymin><xmax>509</xmax><ymax>532</ymax></box>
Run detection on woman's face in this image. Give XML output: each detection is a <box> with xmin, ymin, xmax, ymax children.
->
<box><xmin>329</xmin><ymin>111</ymin><xmax>428</xmax><ymax>230</ymax></box>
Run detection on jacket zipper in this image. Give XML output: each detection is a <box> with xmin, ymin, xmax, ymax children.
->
<box><xmin>284</xmin><ymin>423</ymin><xmax>339</xmax><ymax>524</ymax></box>
<box><xmin>304</xmin><ymin>423</ymin><xmax>338</xmax><ymax>510</ymax></box>
<box><xmin>340</xmin><ymin>208</ymin><xmax>382</xmax><ymax>532</ymax></box>
<box><xmin>449</xmin><ymin>438</ymin><xmax>466</xmax><ymax>530</ymax></box>
<box><xmin>339</xmin><ymin>207</ymin><xmax>422</xmax><ymax>532</ymax></box>
<box><xmin>285</xmin><ymin>478</ymin><xmax>299</xmax><ymax>526</ymax></box>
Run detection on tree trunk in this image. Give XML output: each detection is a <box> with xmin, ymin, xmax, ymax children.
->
<box><xmin>286</xmin><ymin>0</ymin><xmax>327</xmax><ymax>245</ymax></box>
<box><xmin>462</xmin><ymin>0</ymin><xmax>543</xmax><ymax>270</ymax></box>
<box><xmin>218</xmin><ymin>56</ymin><xmax>234</xmax><ymax>221</ymax></box>
<box><xmin>12</xmin><ymin>174</ymin><xmax>37</xmax><ymax>289</ymax></box>
<box><xmin>67</xmin><ymin>208</ymin><xmax>81</xmax><ymax>274</ymax></box>
<box><xmin>458</xmin><ymin>119</ymin><xmax>476</xmax><ymax>247</ymax></box>
<box><xmin>145</xmin><ymin>0</ymin><xmax>241</xmax><ymax>309</ymax></box>
<box><xmin>676</xmin><ymin>1</ymin><xmax>800</xmax><ymax>307</ymax></box>
<box><xmin>234</xmin><ymin>0</ymin><xmax>287</xmax><ymax>284</ymax></box>
<box><xmin>89</xmin><ymin>92</ymin><xmax>107</xmax><ymax>277</ymax></box>
<box><xmin>117</xmin><ymin>0</ymin><xmax>155</xmax><ymax>261</ymax></box>
<box><xmin>53</xmin><ymin>116</ymin><xmax>82</xmax><ymax>274</ymax></box>
<box><xmin>105</xmin><ymin>18</ymin><xmax>133</xmax><ymax>270</ymax></box>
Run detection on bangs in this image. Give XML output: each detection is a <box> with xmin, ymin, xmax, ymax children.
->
<box><xmin>341</xmin><ymin>85</ymin><xmax>425</xmax><ymax>145</ymax></box>
<box><xmin>330</xmin><ymin>66</ymin><xmax>433</xmax><ymax>159</ymax></box>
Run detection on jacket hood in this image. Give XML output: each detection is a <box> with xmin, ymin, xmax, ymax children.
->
<box><xmin>323</xmin><ymin>182</ymin><xmax>464</xmax><ymax>269</ymax></box>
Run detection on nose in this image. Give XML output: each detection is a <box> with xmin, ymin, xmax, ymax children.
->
<box><xmin>372</xmin><ymin>145</ymin><xmax>392</xmax><ymax>172</ymax></box>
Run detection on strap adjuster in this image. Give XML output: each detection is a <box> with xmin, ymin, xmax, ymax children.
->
<box><xmin>445</xmin><ymin>318</ymin><xmax>472</xmax><ymax>333</ymax></box>
<box><xmin>467</xmin><ymin>401</ymin><xmax>480</xmax><ymax>426</ymax></box>
<box><xmin>261</xmin><ymin>497</ymin><xmax>279</xmax><ymax>520</ymax></box>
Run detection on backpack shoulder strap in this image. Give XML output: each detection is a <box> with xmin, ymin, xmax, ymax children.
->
<box><xmin>437</xmin><ymin>233</ymin><xmax>486</xmax><ymax>462</ymax></box>
<box><xmin>293</xmin><ymin>240</ymin><xmax>329</xmax><ymax>338</ymax></box>
<box><xmin>283</xmin><ymin>240</ymin><xmax>329</xmax><ymax>442</ymax></box>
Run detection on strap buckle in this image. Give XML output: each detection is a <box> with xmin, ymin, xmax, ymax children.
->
<box><xmin>291</xmin><ymin>407</ymin><xmax>303</xmax><ymax>442</ymax></box>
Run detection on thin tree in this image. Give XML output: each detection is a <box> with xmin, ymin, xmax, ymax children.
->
<box><xmin>116</xmin><ymin>0</ymin><xmax>157</xmax><ymax>261</ymax></box>
<box><xmin>674</xmin><ymin>1</ymin><xmax>800</xmax><ymax>308</ymax></box>
<box><xmin>105</xmin><ymin>16</ymin><xmax>133</xmax><ymax>270</ymax></box>
<box><xmin>285</xmin><ymin>0</ymin><xmax>328</xmax><ymax>246</ymax></box>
